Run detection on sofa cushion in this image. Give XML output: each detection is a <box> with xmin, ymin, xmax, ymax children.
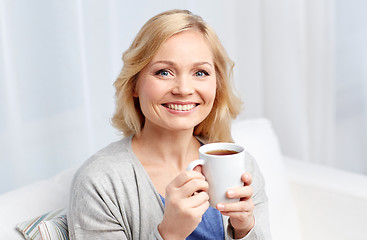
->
<box><xmin>16</xmin><ymin>209</ymin><xmax>67</xmax><ymax>240</ymax></box>
<box><xmin>38</xmin><ymin>214</ymin><xmax>68</xmax><ymax>240</ymax></box>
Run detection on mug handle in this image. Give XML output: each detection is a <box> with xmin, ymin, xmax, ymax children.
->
<box><xmin>186</xmin><ymin>159</ymin><xmax>205</xmax><ymax>171</ymax></box>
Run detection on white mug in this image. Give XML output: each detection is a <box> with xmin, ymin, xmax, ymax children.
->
<box><xmin>187</xmin><ymin>142</ymin><xmax>246</xmax><ymax>208</ymax></box>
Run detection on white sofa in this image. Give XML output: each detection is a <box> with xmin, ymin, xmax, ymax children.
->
<box><xmin>1</xmin><ymin>118</ymin><xmax>366</xmax><ymax>240</ymax></box>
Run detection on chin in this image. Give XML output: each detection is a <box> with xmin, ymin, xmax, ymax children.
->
<box><xmin>163</xmin><ymin>122</ymin><xmax>198</xmax><ymax>132</ymax></box>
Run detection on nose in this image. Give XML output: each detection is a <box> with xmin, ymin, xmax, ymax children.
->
<box><xmin>171</xmin><ymin>75</ymin><xmax>195</xmax><ymax>95</ymax></box>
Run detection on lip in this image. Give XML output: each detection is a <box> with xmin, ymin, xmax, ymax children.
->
<box><xmin>163</xmin><ymin>101</ymin><xmax>198</xmax><ymax>105</ymax></box>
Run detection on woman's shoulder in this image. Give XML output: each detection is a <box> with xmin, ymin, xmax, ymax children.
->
<box><xmin>73</xmin><ymin>137</ymin><xmax>136</xmax><ymax>184</ymax></box>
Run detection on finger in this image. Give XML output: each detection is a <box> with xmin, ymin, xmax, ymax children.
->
<box><xmin>217</xmin><ymin>199</ymin><xmax>254</xmax><ymax>213</ymax></box>
<box><xmin>220</xmin><ymin>210</ymin><xmax>253</xmax><ymax>218</ymax></box>
<box><xmin>193</xmin><ymin>165</ymin><xmax>203</xmax><ymax>174</ymax></box>
<box><xmin>191</xmin><ymin>198</ymin><xmax>210</xmax><ymax>218</ymax></box>
<box><xmin>180</xmin><ymin>178</ymin><xmax>209</xmax><ymax>197</ymax></box>
<box><xmin>185</xmin><ymin>191</ymin><xmax>209</xmax><ymax>208</ymax></box>
<box><xmin>226</xmin><ymin>186</ymin><xmax>253</xmax><ymax>199</ymax></box>
<box><xmin>241</xmin><ymin>173</ymin><xmax>252</xmax><ymax>186</ymax></box>
<box><xmin>170</xmin><ymin>170</ymin><xmax>205</xmax><ymax>188</ymax></box>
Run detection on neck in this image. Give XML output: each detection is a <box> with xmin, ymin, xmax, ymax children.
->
<box><xmin>132</xmin><ymin>124</ymin><xmax>200</xmax><ymax>170</ymax></box>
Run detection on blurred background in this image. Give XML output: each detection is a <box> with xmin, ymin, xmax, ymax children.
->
<box><xmin>0</xmin><ymin>0</ymin><xmax>366</xmax><ymax>194</ymax></box>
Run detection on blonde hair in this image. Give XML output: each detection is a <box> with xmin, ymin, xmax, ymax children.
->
<box><xmin>112</xmin><ymin>9</ymin><xmax>242</xmax><ymax>143</ymax></box>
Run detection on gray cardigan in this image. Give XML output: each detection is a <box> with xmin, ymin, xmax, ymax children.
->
<box><xmin>68</xmin><ymin>137</ymin><xmax>271</xmax><ymax>239</ymax></box>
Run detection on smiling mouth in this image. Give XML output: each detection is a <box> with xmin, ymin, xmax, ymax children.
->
<box><xmin>163</xmin><ymin>103</ymin><xmax>198</xmax><ymax>111</ymax></box>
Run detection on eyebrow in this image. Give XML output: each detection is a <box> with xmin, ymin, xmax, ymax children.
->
<box><xmin>150</xmin><ymin>60</ymin><xmax>214</xmax><ymax>68</ymax></box>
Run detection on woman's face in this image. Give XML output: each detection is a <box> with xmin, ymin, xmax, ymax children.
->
<box><xmin>135</xmin><ymin>30</ymin><xmax>216</xmax><ymax>133</ymax></box>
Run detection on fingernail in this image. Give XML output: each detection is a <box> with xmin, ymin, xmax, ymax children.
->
<box><xmin>217</xmin><ymin>203</ymin><xmax>224</xmax><ymax>211</ymax></box>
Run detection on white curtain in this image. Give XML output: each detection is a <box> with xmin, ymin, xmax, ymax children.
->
<box><xmin>1</xmin><ymin>0</ymin><xmax>366</xmax><ymax>194</ymax></box>
<box><xmin>334</xmin><ymin>0</ymin><xmax>367</xmax><ymax>173</ymax></box>
<box><xmin>260</xmin><ymin>0</ymin><xmax>337</xmax><ymax>165</ymax></box>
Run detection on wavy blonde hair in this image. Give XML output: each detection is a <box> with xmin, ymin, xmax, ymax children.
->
<box><xmin>112</xmin><ymin>9</ymin><xmax>242</xmax><ymax>143</ymax></box>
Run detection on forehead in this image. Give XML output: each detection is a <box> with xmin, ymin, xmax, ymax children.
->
<box><xmin>151</xmin><ymin>30</ymin><xmax>214</xmax><ymax>63</ymax></box>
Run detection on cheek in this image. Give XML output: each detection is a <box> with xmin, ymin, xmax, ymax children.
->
<box><xmin>136</xmin><ymin>76</ymin><xmax>152</xmax><ymax>99</ymax></box>
<box><xmin>136</xmin><ymin>79</ymin><xmax>164</xmax><ymax>108</ymax></box>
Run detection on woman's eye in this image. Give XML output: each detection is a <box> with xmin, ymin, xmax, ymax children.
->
<box><xmin>195</xmin><ymin>70</ymin><xmax>209</xmax><ymax>77</ymax></box>
<box><xmin>156</xmin><ymin>69</ymin><xmax>170</xmax><ymax>77</ymax></box>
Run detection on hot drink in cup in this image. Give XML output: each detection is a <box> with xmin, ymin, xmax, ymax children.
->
<box><xmin>187</xmin><ymin>143</ymin><xmax>245</xmax><ymax>208</ymax></box>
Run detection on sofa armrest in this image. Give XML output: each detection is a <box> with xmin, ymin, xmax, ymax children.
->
<box><xmin>284</xmin><ymin>156</ymin><xmax>367</xmax><ymax>240</ymax></box>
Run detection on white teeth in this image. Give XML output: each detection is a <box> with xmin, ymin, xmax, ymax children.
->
<box><xmin>166</xmin><ymin>104</ymin><xmax>196</xmax><ymax>111</ymax></box>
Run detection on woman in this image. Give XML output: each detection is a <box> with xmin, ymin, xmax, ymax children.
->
<box><xmin>68</xmin><ymin>9</ymin><xmax>270</xmax><ymax>240</ymax></box>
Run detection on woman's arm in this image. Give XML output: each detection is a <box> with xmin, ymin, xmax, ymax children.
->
<box><xmin>68</xmin><ymin>165</ymin><xmax>164</xmax><ymax>240</ymax></box>
<box><xmin>68</xmin><ymin>175</ymin><xmax>127</xmax><ymax>239</ymax></box>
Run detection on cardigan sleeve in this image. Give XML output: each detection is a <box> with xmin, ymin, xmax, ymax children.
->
<box><xmin>67</xmin><ymin>154</ymin><xmax>164</xmax><ymax>240</ymax></box>
<box><xmin>68</xmin><ymin>164</ymin><xmax>129</xmax><ymax>239</ymax></box>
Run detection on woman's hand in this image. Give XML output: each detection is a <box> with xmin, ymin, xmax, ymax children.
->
<box><xmin>158</xmin><ymin>170</ymin><xmax>210</xmax><ymax>240</ymax></box>
<box><xmin>217</xmin><ymin>173</ymin><xmax>255</xmax><ymax>239</ymax></box>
